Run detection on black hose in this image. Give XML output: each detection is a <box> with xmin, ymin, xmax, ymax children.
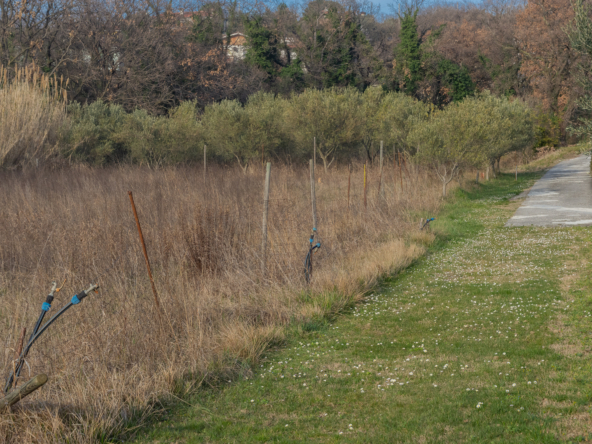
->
<box><xmin>4</xmin><ymin>284</ymin><xmax>97</xmax><ymax>392</ymax></box>
<box><xmin>304</xmin><ymin>233</ymin><xmax>321</xmax><ymax>284</ymax></box>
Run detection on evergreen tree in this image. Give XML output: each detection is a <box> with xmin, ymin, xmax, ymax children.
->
<box><xmin>393</xmin><ymin>10</ymin><xmax>423</xmax><ymax>95</ymax></box>
<box><xmin>436</xmin><ymin>59</ymin><xmax>475</xmax><ymax>102</ymax></box>
<box><xmin>244</xmin><ymin>16</ymin><xmax>305</xmax><ymax>90</ymax></box>
<box><xmin>189</xmin><ymin>4</ymin><xmax>225</xmax><ymax>46</ymax></box>
<box><xmin>244</xmin><ymin>17</ymin><xmax>281</xmax><ymax>81</ymax></box>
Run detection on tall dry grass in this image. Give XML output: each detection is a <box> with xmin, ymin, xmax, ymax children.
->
<box><xmin>0</xmin><ymin>66</ymin><xmax>67</xmax><ymax>168</ymax></box>
<box><xmin>0</xmin><ymin>162</ymin><xmax>443</xmax><ymax>442</ymax></box>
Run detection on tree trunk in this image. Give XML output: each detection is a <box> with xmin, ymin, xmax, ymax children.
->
<box><xmin>442</xmin><ymin>180</ymin><xmax>447</xmax><ymax>197</ymax></box>
<box><xmin>318</xmin><ymin>150</ymin><xmax>331</xmax><ymax>174</ymax></box>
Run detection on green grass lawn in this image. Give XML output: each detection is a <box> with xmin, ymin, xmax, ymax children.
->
<box><xmin>135</xmin><ymin>171</ymin><xmax>592</xmax><ymax>443</ymax></box>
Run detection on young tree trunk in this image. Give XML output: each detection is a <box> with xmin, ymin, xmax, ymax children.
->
<box><xmin>443</xmin><ymin>180</ymin><xmax>447</xmax><ymax>197</ymax></box>
<box><xmin>318</xmin><ymin>149</ymin><xmax>334</xmax><ymax>174</ymax></box>
<box><xmin>234</xmin><ymin>155</ymin><xmax>249</xmax><ymax>174</ymax></box>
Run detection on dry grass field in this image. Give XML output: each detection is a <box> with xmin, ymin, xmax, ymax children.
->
<box><xmin>0</xmin><ymin>162</ymin><xmax>444</xmax><ymax>442</ymax></box>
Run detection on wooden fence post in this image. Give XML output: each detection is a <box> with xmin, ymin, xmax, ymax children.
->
<box><xmin>398</xmin><ymin>149</ymin><xmax>403</xmax><ymax>190</ymax></box>
<box><xmin>261</xmin><ymin>162</ymin><xmax>271</xmax><ymax>276</ymax></box>
<box><xmin>313</xmin><ymin>137</ymin><xmax>317</xmax><ymax>173</ymax></box>
<box><xmin>310</xmin><ymin>159</ymin><xmax>318</xmax><ymax>229</ymax></box>
<box><xmin>203</xmin><ymin>144</ymin><xmax>207</xmax><ymax>185</ymax></box>
<box><xmin>128</xmin><ymin>191</ymin><xmax>161</xmax><ymax>312</ymax></box>
<box><xmin>347</xmin><ymin>164</ymin><xmax>352</xmax><ymax>210</ymax></box>
<box><xmin>379</xmin><ymin>141</ymin><xmax>384</xmax><ymax>199</ymax></box>
<box><xmin>363</xmin><ymin>161</ymin><xmax>367</xmax><ymax>210</ymax></box>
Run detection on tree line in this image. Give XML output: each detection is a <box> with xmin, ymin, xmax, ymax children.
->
<box><xmin>60</xmin><ymin>87</ymin><xmax>533</xmax><ymax>195</ymax></box>
<box><xmin>2</xmin><ymin>0</ymin><xmax>591</xmax><ymax>145</ymax></box>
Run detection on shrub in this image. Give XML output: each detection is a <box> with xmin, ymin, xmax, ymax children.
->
<box><xmin>62</xmin><ymin>100</ymin><xmax>127</xmax><ymax>164</ymax></box>
<box><xmin>63</xmin><ymin>101</ymin><xmax>202</xmax><ymax>166</ymax></box>
<box><xmin>115</xmin><ymin>101</ymin><xmax>203</xmax><ymax>166</ymax></box>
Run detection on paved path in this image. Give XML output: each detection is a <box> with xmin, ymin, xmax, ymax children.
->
<box><xmin>506</xmin><ymin>154</ymin><xmax>592</xmax><ymax>227</ymax></box>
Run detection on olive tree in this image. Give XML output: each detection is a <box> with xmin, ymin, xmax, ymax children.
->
<box><xmin>376</xmin><ymin>92</ymin><xmax>430</xmax><ymax>155</ymax></box>
<box><xmin>409</xmin><ymin>96</ymin><xmax>490</xmax><ymax>196</ymax></box>
<box><xmin>201</xmin><ymin>93</ymin><xmax>285</xmax><ymax>172</ymax></box>
<box><xmin>285</xmin><ymin>87</ymin><xmax>364</xmax><ymax>172</ymax></box>
<box><xmin>469</xmin><ymin>92</ymin><xmax>533</xmax><ymax>177</ymax></box>
<box><xmin>359</xmin><ymin>87</ymin><xmax>386</xmax><ymax>163</ymax></box>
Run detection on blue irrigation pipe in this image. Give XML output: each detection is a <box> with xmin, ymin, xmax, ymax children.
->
<box><xmin>421</xmin><ymin>218</ymin><xmax>435</xmax><ymax>231</ymax></box>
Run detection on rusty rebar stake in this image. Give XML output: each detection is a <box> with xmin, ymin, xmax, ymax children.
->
<box><xmin>128</xmin><ymin>191</ymin><xmax>161</xmax><ymax>311</ymax></box>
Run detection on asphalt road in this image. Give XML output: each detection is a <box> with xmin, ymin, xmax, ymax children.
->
<box><xmin>506</xmin><ymin>154</ymin><xmax>592</xmax><ymax>227</ymax></box>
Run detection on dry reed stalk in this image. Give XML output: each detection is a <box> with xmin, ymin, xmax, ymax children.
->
<box><xmin>0</xmin><ymin>65</ymin><xmax>67</xmax><ymax>169</ymax></box>
<box><xmin>0</xmin><ymin>162</ymin><xmax>446</xmax><ymax>443</ymax></box>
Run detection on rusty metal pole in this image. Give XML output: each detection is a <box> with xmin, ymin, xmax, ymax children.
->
<box><xmin>128</xmin><ymin>191</ymin><xmax>160</xmax><ymax>311</ymax></box>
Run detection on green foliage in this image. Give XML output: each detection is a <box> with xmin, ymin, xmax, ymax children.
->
<box><xmin>393</xmin><ymin>10</ymin><xmax>423</xmax><ymax>95</ymax></box>
<box><xmin>278</xmin><ymin>58</ymin><xmax>306</xmax><ymax>93</ymax></box>
<box><xmin>61</xmin><ymin>88</ymin><xmax>533</xmax><ymax>176</ymax></box>
<box><xmin>392</xmin><ymin>11</ymin><xmax>474</xmax><ymax>106</ymax></box>
<box><xmin>568</xmin><ymin>0</ymin><xmax>592</xmax><ymax>143</ymax></box>
<box><xmin>62</xmin><ymin>100</ymin><xmax>127</xmax><ymax>164</ymax></box>
<box><xmin>63</xmin><ymin>101</ymin><xmax>202</xmax><ymax>166</ymax></box>
<box><xmin>534</xmin><ymin>111</ymin><xmax>561</xmax><ymax>148</ymax></box>
<box><xmin>200</xmin><ymin>92</ymin><xmax>287</xmax><ymax>172</ymax></box>
<box><xmin>436</xmin><ymin>59</ymin><xmax>475</xmax><ymax>102</ymax></box>
<box><xmin>394</xmin><ymin>9</ymin><xmax>424</xmax><ymax>95</ymax></box>
<box><xmin>300</xmin><ymin>3</ymin><xmax>379</xmax><ymax>90</ymax></box>
<box><xmin>322</xmin><ymin>10</ymin><xmax>376</xmax><ymax>89</ymax></box>
<box><xmin>285</xmin><ymin>87</ymin><xmax>364</xmax><ymax>171</ymax></box>
<box><xmin>377</xmin><ymin>92</ymin><xmax>431</xmax><ymax>153</ymax></box>
<box><xmin>115</xmin><ymin>101</ymin><xmax>202</xmax><ymax>166</ymax></box>
<box><xmin>478</xmin><ymin>52</ymin><xmax>521</xmax><ymax>98</ymax></box>
<box><xmin>410</xmin><ymin>93</ymin><xmax>533</xmax><ymax>195</ymax></box>
<box><xmin>244</xmin><ymin>17</ymin><xmax>282</xmax><ymax>81</ymax></box>
<box><xmin>359</xmin><ymin>88</ymin><xmax>430</xmax><ymax>161</ymax></box>
<box><xmin>244</xmin><ymin>16</ymin><xmax>306</xmax><ymax>92</ymax></box>
<box><xmin>189</xmin><ymin>5</ymin><xmax>225</xmax><ymax>46</ymax></box>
